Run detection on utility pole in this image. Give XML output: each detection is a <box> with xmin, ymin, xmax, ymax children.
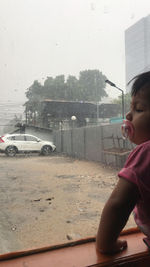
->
<box><xmin>105</xmin><ymin>80</ymin><xmax>125</xmax><ymax>120</ymax></box>
<box><xmin>95</xmin><ymin>74</ymin><xmax>99</xmax><ymax>122</ymax></box>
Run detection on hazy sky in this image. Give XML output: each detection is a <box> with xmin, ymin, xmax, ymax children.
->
<box><xmin>0</xmin><ymin>0</ymin><xmax>150</xmax><ymax>103</ymax></box>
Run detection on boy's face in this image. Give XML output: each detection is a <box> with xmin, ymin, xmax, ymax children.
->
<box><xmin>126</xmin><ymin>86</ymin><xmax>150</xmax><ymax>145</ymax></box>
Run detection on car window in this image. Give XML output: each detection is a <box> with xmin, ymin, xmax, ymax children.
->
<box><xmin>25</xmin><ymin>136</ymin><xmax>38</xmax><ymax>142</ymax></box>
<box><xmin>14</xmin><ymin>135</ymin><xmax>25</xmax><ymax>141</ymax></box>
<box><xmin>7</xmin><ymin>136</ymin><xmax>15</xmax><ymax>140</ymax></box>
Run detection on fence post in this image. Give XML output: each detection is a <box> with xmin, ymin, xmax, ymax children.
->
<box><xmin>83</xmin><ymin>128</ymin><xmax>86</xmax><ymax>159</ymax></box>
<box><xmin>61</xmin><ymin>129</ymin><xmax>63</xmax><ymax>152</ymax></box>
<box><xmin>71</xmin><ymin>129</ymin><xmax>73</xmax><ymax>156</ymax></box>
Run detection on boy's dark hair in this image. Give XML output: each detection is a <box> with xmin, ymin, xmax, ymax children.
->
<box><xmin>128</xmin><ymin>71</ymin><xmax>150</xmax><ymax>96</ymax></box>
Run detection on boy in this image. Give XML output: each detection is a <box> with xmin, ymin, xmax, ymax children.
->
<box><xmin>96</xmin><ymin>71</ymin><xmax>150</xmax><ymax>253</ymax></box>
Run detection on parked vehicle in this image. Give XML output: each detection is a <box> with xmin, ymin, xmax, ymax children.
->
<box><xmin>0</xmin><ymin>134</ymin><xmax>56</xmax><ymax>157</ymax></box>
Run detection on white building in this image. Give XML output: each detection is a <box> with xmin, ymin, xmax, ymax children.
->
<box><xmin>125</xmin><ymin>15</ymin><xmax>150</xmax><ymax>92</ymax></box>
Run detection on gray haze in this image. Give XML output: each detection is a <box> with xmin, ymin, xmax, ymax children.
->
<box><xmin>0</xmin><ymin>0</ymin><xmax>150</xmax><ymax>103</ymax></box>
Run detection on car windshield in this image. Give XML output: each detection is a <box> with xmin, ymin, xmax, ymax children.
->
<box><xmin>0</xmin><ymin>0</ymin><xmax>149</xmax><ymax>254</ymax></box>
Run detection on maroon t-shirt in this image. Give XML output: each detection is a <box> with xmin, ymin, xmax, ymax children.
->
<box><xmin>118</xmin><ymin>140</ymin><xmax>150</xmax><ymax>230</ymax></box>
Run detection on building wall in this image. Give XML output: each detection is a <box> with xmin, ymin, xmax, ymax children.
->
<box><xmin>84</xmin><ymin>126</ymin><xmax>102</xmax><ymax>162</ymax></box>
<box><xmin>62</xmin><ymin>130</ymin><xmax>72</xmax><ymax>155</ymax></box>
<box><xmin>125</xmin><ymin>15</ymin><xmax>150</xmax><ymax>92</ymax></box>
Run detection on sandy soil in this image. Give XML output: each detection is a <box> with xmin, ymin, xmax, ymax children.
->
<box><xmin>0</xmin><ymin>153</ymin><xmax>136</xmax><ymax>253</ymax></box>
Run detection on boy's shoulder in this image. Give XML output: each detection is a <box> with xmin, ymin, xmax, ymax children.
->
<box><xmin>135</xmin><ymin>140</ymin><xmax>150</xmax><ymax>151</ymax></box>
<box><xmin>119</xmin><ymin>140</ymin><xmax>150</xmax><ymax>180</ymax></box>
<box><xmin>126</xmin><ymin>140</ymin><xmax>150</xmax><ymax>161</ymax></box>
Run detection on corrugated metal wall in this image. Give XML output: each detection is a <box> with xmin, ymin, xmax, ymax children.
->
<box><xmin>53</xmin><ymin>123</ymin><xmax>134</xmax><ymax>168</ymax></box>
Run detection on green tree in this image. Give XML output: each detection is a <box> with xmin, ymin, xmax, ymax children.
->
<box><xmin>53</xmin><ymin>75</ymin><xmax>67</xmax><ymax>100</ymax></box>
<box><xmin>24</xmin><ymin>70</ymin><xmax>108</xmax><ymax>120</ymax></box>
<box><xmin>25</xmin><ymin>80</ymin><xmax>44</xmax><ymax>119</ymax></box>
<box><xmin>25</xmin><ymin>70</ymin><xmax>107</xmax><ymax>103</ymax></box>
<box><xmin>43</xmin><ymin>75</ymin><xmax>67</xmax><ymax>100</ymax></box>
<box><xmin>26</xmin><ymin>80</ymin><xmax>43</xmax><ymax>102</ymax></box>
<box><xmin>66</xmin><ymin>75</ymin><xmax>80</xmax><ymax>101</ymax></box>
<box><xmin>78</xmin><ymin>70</ymin><xmax>107</xmax><ymax>101</ymax></box>
<box><xmin>43</xmin><ymin>76</ymin><xmax>55</xmax><ymax>99</ymax></box>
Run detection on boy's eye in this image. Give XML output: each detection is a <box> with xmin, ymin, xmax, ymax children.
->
<box><xmin>136</xmin><ymin>109</ymin><xmax>143</xmax><ymax>112</ymax></box>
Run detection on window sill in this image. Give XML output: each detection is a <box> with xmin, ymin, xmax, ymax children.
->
<box><xmin>0</xmin><ymin>228</ymin><xmax>150</xmax><ymax>267</ymax></box>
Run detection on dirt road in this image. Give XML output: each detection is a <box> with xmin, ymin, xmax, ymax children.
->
<box><xmin>0</xmin><ymin>153</ymin><xmax>136</xmax><ymax>254</ymax></box>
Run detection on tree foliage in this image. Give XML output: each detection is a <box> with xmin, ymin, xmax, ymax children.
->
<box><xmin>78</xmin><ymin>70</ymin><xmax>107</xmax><ymax>101</ymax></box>
<box><xmin>25</xmin><ymin>69</ymin><xmax>107</xmax><ymax>113</ymax></box>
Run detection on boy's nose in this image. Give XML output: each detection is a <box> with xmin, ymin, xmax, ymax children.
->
<box><xmin>126</xmin><ymin>111</ymin><xmax>132</xmax><ymax>121</ymax></box>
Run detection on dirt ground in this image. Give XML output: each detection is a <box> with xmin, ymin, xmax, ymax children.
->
<box><xmin>0</xmin><ymin>153</ymin><xmax>136</xmax><ymax>254</ymax></box>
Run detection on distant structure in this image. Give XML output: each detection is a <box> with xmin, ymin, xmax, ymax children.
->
<box><xmin>25</xmin><ymin>99</ymin><xmax>120</xmax><ymax>130</ymax></box>
<box><xmin>125</xmin><ymin>14</ymin><xmax>150</xmax><ymax>92</ymax></box>
<box><xmin>0</xmin><ymin>102</ymin><xmax>25</xmax><ymax>135</ymax></box>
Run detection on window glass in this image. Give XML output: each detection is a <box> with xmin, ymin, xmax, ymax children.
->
<box><xmin>14</xmin><ymin>135</ymin><xmax>25</xmax><ymax>141</ymax></box>
<box><xmin>7</xmin><ymin>136</ymin><xmax>15</xmax><ymax>140</ymax></box>
<box><xmin>26</xmin><ymin>135</ymin><xmax>38</xmax><ymax>142</ymax></box>
<box><xmin>0</xmin><ymin>0</ymin><xmax>149</xmax><ymax>254</ymax></box>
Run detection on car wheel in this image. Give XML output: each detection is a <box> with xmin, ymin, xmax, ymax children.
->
<box><xmin>41</xmin><ymin>145</ymin><xmax>52</xmax><ymax>156</ymax></box>
<box><xmin>5</xmin><ymin>146</ymin><xmax>17</xmax><ymax>157</ymax></box>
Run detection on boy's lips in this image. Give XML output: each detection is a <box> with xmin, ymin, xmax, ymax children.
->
<box><xmin>121</xmin><ymin>120</ymin><xmax>134</xmax><ymax>140</ymax></box>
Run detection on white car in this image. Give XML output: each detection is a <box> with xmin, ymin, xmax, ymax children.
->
<box><xmin>0</xmin><ymin>134</ymin><xmax>56</xmax><ymax>157</ymax></box>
